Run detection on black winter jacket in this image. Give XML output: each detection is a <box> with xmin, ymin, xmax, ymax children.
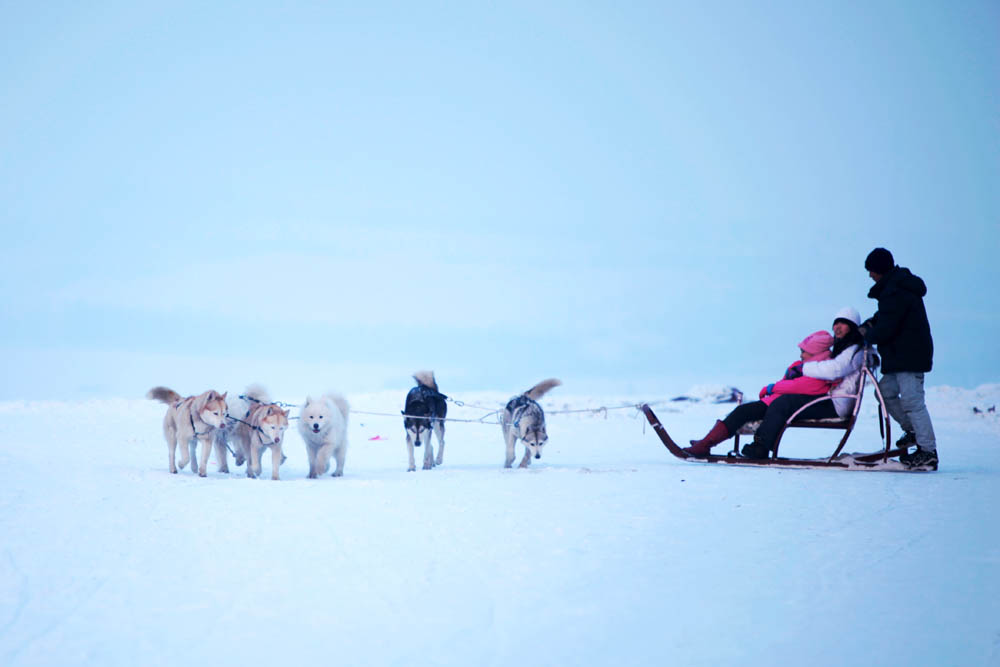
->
<box><xmin>863</xmin><ymin>266</ymin><xmax>933</xmax><ymax>374</ymax></box>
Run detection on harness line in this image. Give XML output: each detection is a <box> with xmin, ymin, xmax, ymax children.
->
<box><xmin>225</xmin><ymin>394</ymin><xmax>648</xmax><ymax>430</ymax></box>
<box><xmin>354</xmin><ymin>409</ymin><xmax>503</xmax><ymax>425</ymax></box>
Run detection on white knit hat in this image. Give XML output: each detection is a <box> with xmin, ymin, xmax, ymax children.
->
<box><xmin>833</xmin><ymin>306</ymin><xmax>861</xmax><ymax>326</ymax></box>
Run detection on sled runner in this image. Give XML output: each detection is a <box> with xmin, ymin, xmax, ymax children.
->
<box><xmin>642</xmin><ymin>353</ymin><xmax>930</xmax><ymax>471</ymax></box>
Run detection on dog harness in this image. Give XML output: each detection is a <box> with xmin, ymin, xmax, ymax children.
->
<box><xmin>174</xmin><ymin>396</ymin><xmax>214</xmax><ymax>437</ymax></box>
<box><xmin>507</xmin><ymin>395</ymin><xmax>536</xmax><ymax>429</ymax></box>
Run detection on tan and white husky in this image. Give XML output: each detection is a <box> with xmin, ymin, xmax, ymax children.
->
<box><xmin>147</xmin><ymin>387</ymin><xmax>229</xmax><ymax>476</ymax></box>
<box><xmin>502</xmin><ymin>379</ymin><xmax>561</xmax><ymax>468</ymax></box>
<box><xmin>228</xmin><ymin>385</ymin><xmax>289</xmax><ymax>480</ymax></box>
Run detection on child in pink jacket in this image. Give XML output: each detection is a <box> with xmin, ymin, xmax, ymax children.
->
<box><xmin>758</xmin><ymin>331</ymin><xmax>836</xmax><ymax>405</ymax></box>
<box><xmin>684</xmin><ymin>331</ymin><xmax>836</xmax><ymax>458</ymax></box>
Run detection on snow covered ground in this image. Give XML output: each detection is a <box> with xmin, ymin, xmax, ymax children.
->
<box><xmin>1</xmin><ymin>382</ymin><xmax>998</xmax><ymax>666</ymax></box>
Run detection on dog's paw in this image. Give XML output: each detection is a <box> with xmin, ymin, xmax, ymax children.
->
<box><xmin>331</xmin><ymin>470</ymin><xmax>343</xmax><ymax>477</ymax></box>
<box><xmin>407</xmin><ymin>466</ymin><xmax>416</xmax><ymax>472</ymax></box>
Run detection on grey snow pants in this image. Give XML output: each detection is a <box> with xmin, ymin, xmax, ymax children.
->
<box><xmin>879</xmin><ymin>372</ymin><xmax>937</xmax><ymax>453</ymax></box>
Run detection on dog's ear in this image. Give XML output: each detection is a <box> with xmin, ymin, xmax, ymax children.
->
<box><xmin>306</xmin><ymin>396</ymin><xmax>313</xmax><ymax>406</ymax></box>
<box><xmin>220</xmin><ymin>392</ymin><xmax>227</xmax><ymax>400</ymax></box>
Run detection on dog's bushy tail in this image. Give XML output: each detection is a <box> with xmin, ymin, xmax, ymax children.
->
<box><xmin>326</xmin><ymin>393</ymin><xmax>350</xmax><ymax>421</ymax></box>
<box><xmin>147</xmin><ymin>386</ymin><xmax>181</xmax><ymax>404</ymax></box>
<box><xmin>243</xmin><ymin>383</ymin><xmax>271</xmax><ymax>403</ymax></box>
<box><xmin>413</xmin><ymin>370</ymin><xmax>438</xmax><ymax>392</ymax></box>
<box><xmin>524</xmin><ymin>378</ymin><xmax>561</xmax><ymax>401</ymax></box>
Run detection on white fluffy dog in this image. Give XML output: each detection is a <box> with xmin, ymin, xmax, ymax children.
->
<box><xmin>298</xmin><ymin>394</ymin><xmax>350</xmax><ymax>478</ymax></box>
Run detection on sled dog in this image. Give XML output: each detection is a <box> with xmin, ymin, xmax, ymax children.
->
<box><xmin>402</xmin><ymin>371</ymin><xmax>447</xmax><ymax>472</ymax></box>
<box><xmin>299</xmin><ymin>393</ymin><xmax>350</xmax><ymax>478</ymax></box>
<box><xmin>212</xmin><ymin>411</ymin><xmax>238</xmax><ymax>474</ymax></box>
<box><xmin>219</xmin><ymin>390</ymin><xmax>254</xmax><ymax>472</ymax></box>
<box><xmin>226</xmin><ymin>385</ymin><xmax>289</xmax><ymax>480</ymax></box>
<box><xmin>502</xmin><ymin>379</ymin><xmax>560</xmax><ymax>468</ymax></box>
<box><xmin>147</xmin><ymin>387</ymin><xmax>229</xmax><ymax>476</ymax></box>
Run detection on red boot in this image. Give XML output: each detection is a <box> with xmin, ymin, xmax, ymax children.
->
<box><xmin>683</xmin><ymin>420</ymin><xmax>730</xmax><ymax>458</ymax></box>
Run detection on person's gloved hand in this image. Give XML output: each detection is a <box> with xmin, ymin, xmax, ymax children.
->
<box><xmin>784</xmin><ymin>365</ymin><xmax>803</xmax><ymax>380</ymax></box>
<box><xmin>759</xmin><ymin>383</ymin><xmax>775</xmax><ymax>399</ymax></box>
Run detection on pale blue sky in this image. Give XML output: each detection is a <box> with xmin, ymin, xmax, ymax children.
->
<box><xmin>2</xmin><ymin>1</ymin><xmax>997</xmax><ymax>400</ymax></box>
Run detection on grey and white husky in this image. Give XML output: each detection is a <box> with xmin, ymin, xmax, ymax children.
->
<box><xmin>403</xmin><ymin>371</ymin><xmax>447</xmax><ymax>472</ymax></box>
<box><xmin>502</xmin><ymin>378</ymin><xmax>561</xmax><ymax>468</ymax></box>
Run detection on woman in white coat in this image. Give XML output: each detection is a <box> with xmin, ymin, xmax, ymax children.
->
<box><xmin>798</xmin><ymin>306</ymin><xmax>866</xmax><ymax>417</ymax></box>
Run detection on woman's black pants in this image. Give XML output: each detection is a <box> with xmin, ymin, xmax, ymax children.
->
<box><xmin>722</xmin><ymin>394</ymin><xmax>838</xmax><ymax>449</ymax></box>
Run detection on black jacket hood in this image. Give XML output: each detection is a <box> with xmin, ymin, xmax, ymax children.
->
<box><xmin>868</xmin><ymin>266</ymin><xmax>927</xmax><ymax>300</ymax></box>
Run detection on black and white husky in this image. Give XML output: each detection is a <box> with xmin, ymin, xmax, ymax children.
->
<box><xmin>402</xmin><ymin>371</ymin><xmax>447</xmax><ymax>472</ymax></box>
<box><xmin>502</xmin><ymin>378</ymin><xmax>561</xmax><ymax>468</ymax></box>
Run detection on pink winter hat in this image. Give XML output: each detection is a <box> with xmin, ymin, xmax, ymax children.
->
<box><xmin>799</xmin><ymin>330</ymin><xmax>834</xmax><ymax>355</ymax></box>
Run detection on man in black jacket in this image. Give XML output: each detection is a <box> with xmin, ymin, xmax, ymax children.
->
<box><xmin>859</xmin><ymin>248</ymin><xmax>937</xmax><ymax>470</ymax></box>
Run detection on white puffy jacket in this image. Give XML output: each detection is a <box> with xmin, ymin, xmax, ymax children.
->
<box><xmin>801</xmin><ymin>344</ymin><xmax>864</xmax><ymax>417</ymax></box>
